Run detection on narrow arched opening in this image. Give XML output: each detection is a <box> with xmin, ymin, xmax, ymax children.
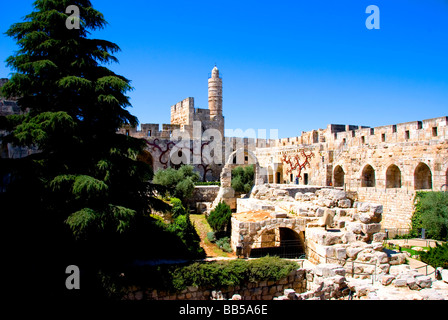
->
<box><xmin>386</xmin><ymin>164</ymin><xmax>402</xmax><ymax>188</ymax></box>
<box><xmin>250</xmin><ymin>228</ymin><xmax>305</xmax><ymax>259</ymax></box>
<box><xmin>334</xmin><ymin>165</ymin><xmax>345</xmax><ymax>188</ymax></box>
<box><xmin>414</xmin><ymin>162</ymin><xmax>432</xmax><ymax>190</ymax></box>
<box><xmin>361</xmin><ymin>164</ymin><xmax>376</xmax><ymax>187</ymax></box>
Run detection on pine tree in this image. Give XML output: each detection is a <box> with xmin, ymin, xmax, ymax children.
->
<box><xmin>0</xmin><ymin>0</ymin><xmax>164</xmax><ymax>299</ymax></box>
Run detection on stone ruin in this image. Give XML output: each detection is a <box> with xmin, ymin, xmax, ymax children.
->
<box><xmin>229</xmin><ymin>184</ymin><xmax>448</xmax><ymax>299</ymax></box>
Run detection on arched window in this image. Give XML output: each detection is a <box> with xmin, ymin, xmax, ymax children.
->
<box><xmin>414</xmin><ymin>162</ymin><xmax>432</xmax><ymax>190</ymax></box>
<box><xmin>386</xmin><ymin>164</ymin><xmax>402</xmax><ymax>188</ymax></box>
<box><xmin>361</xmin><ymin>165</ymin><xmax>376</xmax><ymax>187</ymax></box>
<box><xmin>334</xmin><ymin>166</ymin><xmax>345</xmax><ymax>187</ymax></box>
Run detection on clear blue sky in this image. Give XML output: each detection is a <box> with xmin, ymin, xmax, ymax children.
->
<box><xmin>1</xmin><ymin>0</ymin><xmax>447</xmax><ymax>138</ymax></box>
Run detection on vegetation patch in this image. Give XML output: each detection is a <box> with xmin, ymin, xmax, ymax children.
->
<box><xmin>412</xmin><ymin>191</ymin><xmax>448</xmax><ymax>241</ymax></box>
<box><xmin>231</xmin><ymin>165</ymin><xmax>254</xmax><ymax>194</ymax></box>
<box><xmin>420</xmin><ymin>242</ymin><xmax>448</xmax><ymax>269</ymax></box>
<box><xmin>111</xmin><ymin>256</ymin><xmax>298</xmax><ymax>296</ymax></box>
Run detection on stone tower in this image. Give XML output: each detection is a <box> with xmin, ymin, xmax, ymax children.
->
<box><xmin>208</xmin><ymin>66</ymin><xmax>224</xmax><ymax>136</ymax></box>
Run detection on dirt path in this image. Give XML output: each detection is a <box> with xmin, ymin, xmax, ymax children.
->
<box><xmin>190</xmin><ymin>214</ymin><xmax>235</xmax><ymax>258</ymax></box>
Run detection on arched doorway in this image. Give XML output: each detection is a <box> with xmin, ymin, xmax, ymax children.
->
<box><xmin>414</xmin><ymin>162</ymin><xmax>432</xmax><ymax>190</ymax></box>
<box><xmin>137</xmin><ymin>150</ymin><xmax>154</xmax><ymax>168</ymax></box>
<box><xmin>386</xmin><ymin>164</ymin><xmax>402</xmax><ymax>188</ymax></box>
<box><xmin>361</xmin><ymin>164</ymin><xmax>376</xmax><ymax>187</ymax></box>
<box><xmin>250</xmin><ymin>228</ymin><xmax>305</xmax><ymax>259</ymax></box>
<box><xmin>334</xmin><ymin>165</ymin><xmax>345</xmax><ymax>187</ymax></box>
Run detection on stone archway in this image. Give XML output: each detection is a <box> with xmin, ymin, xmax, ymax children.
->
<box><xmin>231</xmin><ymin>214</ymin><xmax>306</xmax><ymax>257</ymax></box>
<box><xmin>137</xmin><ymin>150</ymin><xmax>154</xmax><ymax>168</ymax></box>
<box><xmin>333</xmin><ymin>165</ymin><xmax>345</xmax><ymax>188</ymax></box>
<box><xmin>361</xmin><ymin>164</ymin><xmax>376</xmax><ymax>187</ymax></box>
<box><xmin>414</xmin><ymin>162</ymin><xmax>432</xmax><ymax>190</ymax></box>
<box><xmin>225</xmin><ymin>148</ymin><xmax>263</xmax><ymax>186</ymax></box>
<box><xmin>386</xmin><ymin>164</ymin><xmax>402</xmax><ymax>188</ymax></box>
<box><xmin>211</xmin><ymin>149</ymin><xmax>264</xmax><ymax>210</ymax></box>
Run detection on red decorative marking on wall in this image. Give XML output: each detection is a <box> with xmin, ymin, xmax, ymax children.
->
<box><xmin>282</xmin><ymin>150</ymin><xmax>315</xmax><ymax>180</ymax></box>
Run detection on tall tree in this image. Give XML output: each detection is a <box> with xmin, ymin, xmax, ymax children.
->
<box><xmin>0</xmin><ymin>0</ymin><xmax>166</xmax><ymax>300</ymax></box>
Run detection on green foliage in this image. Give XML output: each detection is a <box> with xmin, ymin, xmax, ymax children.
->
<box><xmin>170</xmin><ymin>197</ymin><xmax>187</xmax><ymax>219</ymax></box>
<box><xmin>231</xmin><ymin>165</ymin><xmax>254</xmax><ymax>193</ymax></box>
<box><xmin>420</xmin><ymin>242</ymin><xmax>448</xmax><ymax>269</ymax></box>
<box><xmin>412</xmin><ymin>192</ymin><xmax>448</xmax><ymax>240</ymax></box>
<box><xmin>0</xmin><ymin>2</ymin><xmax>177</xmax><ymax>300</ymax></box>
<box><xmin>215</xmin><ymin>237</ymin><xmax>232</xmax><ymax>253</ymax></box>
<box><xmin>153</xmin><ymin>165</ymin><xmax>200</xmax><ymax>201</ymax></box>
<box><xmin>194</xmin><ymin>181</ymin><xmax>221</xmax><ymax>186</ymax></box>
<box><xmin>207</xmin><ymin>232</ymin><xmax>216</xmax><ymax>243</ymax></box>
<box><xmin>207</xmin><ymin>201</ymin><xmax>232</xmax><ymax>233</ymax></box>
<box><xmin>169</xmin><ymin>256</ymin><xmax>298</xmax><ymax>291</ymax></box>
<box><xmin>168</xmin><ymin>214</ymin><xmax>204</xmax><ymax>259</ymax></box>
<box><xmin>167</xmin><ymin>198</ymin><xmax>205</xmax><ymax>258</ymax></box>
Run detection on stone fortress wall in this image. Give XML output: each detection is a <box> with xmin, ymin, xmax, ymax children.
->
<box><xmin>114</xmin><ymin>67</ymin><xmax>447</xmax><ymax>229</ymax></box>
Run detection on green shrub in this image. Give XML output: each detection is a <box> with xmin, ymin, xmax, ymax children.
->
<box><xmin>215</xmin><ymin>237</ymin><xmax>232</xmax><ymax>252</ymax></box>
<box><xmin>168</xmin><ymin>213</ymin><xmax>205</xmax><ymax>259</ymax></box>
<box><xmin>170</xmin><ymin>197</ymin><xmax>187</xmax><ymax>219</ymax></box>
<box><xmin>153</xmin><ymin>165</ymin><xmax>200</xmax><ymax>201</ymax></box>
<box><xmin>420</xmin><ymin>242</ymin><xmax>448</xmax><ymax>269</ymax></box>
<box><xmin>170</xmin><ymin>256</ymin><xmax>298</xmax><ymax>291</ymax></box>
<box><xmin>231</xmin><ymin>165</ymin><xmax>254</xmax><ymax>193</ymax></box>
<box><xmin>413</xmin><ymin>192</ymin><xmax>448</xmax><ymax>240</ymax></box>
<box><xmin>206</xmin><ymin>232</ymin><xmax>216</xmax><ymax>243</ymax></box>
<box><xmin>207</xmin><ymin>201</ymin><xmax>232</xmax><ymax>233</ymax></box>
<box><xmin>195</xmin><ymin>181</ymin><xmax>221</xmax><ymax>186</ymax></box>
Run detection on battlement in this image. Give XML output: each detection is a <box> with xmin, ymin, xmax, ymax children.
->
<box><xmin>261</xmin><ymin>116</ymin><xmax>448</xmax><ymax>149</ymax></box>
<box><xmin>170</xmin><ymin>97</ymin><xmax>195</xmax><ymax>127</ymax></box>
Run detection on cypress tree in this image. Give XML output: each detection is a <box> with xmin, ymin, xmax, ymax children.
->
<box><xmin>0</xmin><ymin>0</ymin><xmax>165</xmax><ymax>300</ymax></box>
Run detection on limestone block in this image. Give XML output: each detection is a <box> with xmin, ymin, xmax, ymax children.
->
<box><xmin>338</xmin><ymin>199</ymin><xmax>351</xmax><ymax>208</ymax></box>
<box><xmin>381</xmin><ymin>274</ymin><xmax>395</xmax><ymax>286</ymax></box>
<box><xmin>315</xmin><ymin>263</ymin><xmax>346</xmax><ymax>278</ymax></box>
<box><xmin>273</xmin><ymin>189</ymin><xmax>288</xmax><ymax>196</ymax></box>
<box><xmin>362</xmin><ymin>223</ymin><xmax>382</xmax><ymax>235</ymax></box>
<box><xmin>335</xmin><ymin>247</ymin><xmax>347</xmax><ymax>260</ymax></box>
<box><xmin>346</xmin><ymin>247</ymin><xmax>363</xmax><ymax>259</ymax></box>
<box><xmin>316</xmin><ymin>207</ymin><xmax>326</xmax><ymax>217</ymax></box>
<box><xmin>346</xmin><ymin>222</ymin><xmax>363</xmax><ymax>234</ymax></box>
<box><xmin>356</xmin><ymin>250</ymin><xmax>376</xmax><ymax>263</ymax></box>
<box><xmin>371</xmin><ymin>242</ymin><xmax>384</xmax><ymax>251</ymax></box>
<box><xmin>334</xmin><ymin>208</ymin><xmax>347</xmax><ymax>216</ymax></box>
<box><xmin>357</xmin><ymin>202</ymin><xmax>371</xmax><ymax>213</ymax></box>
<box><xmin>342</xmin><ymin>232</ymin><xmax>357</xmax><ymax>244</ymax></box>
<box><xmin>373</xmin><ymin>232</ymin><xmax>387</xmax><ymax>242</ymax></box>
<box><xmin>389</xmin><ymin>264</ymin><xmax>411</xmax><ymax>275</ymax></box>
<box><xmin>284</xmin><ymin>289</ymin><xmax>297</xmax><ymax>300</ymax></box>
<box><xmin>407</xmin><ymin>277</ymin><xmax>419</xmax><ymax>290</ymax></box>
<box><xmin>336</xmin><ymin>220</ymin><xmax>346</xmax><ymax>228</ymax></box>
<box><xmin>415</xmin><ymin>276</ymin><xmax>432</xmax><ymax>289</ymax></box>
<box><xmin>394</xmin><ymin>277</ymin><xmax>408</xmax><ymax>287</ymax></box>
<box><xmin>369</xmin><ymin>204</ymin><xmax>383</xmax><ymax>214</ymax></box>
<box><xmin>329</xmin><ymin>189</ymin><xmax>347</xmax><ymax>201</ymax></box>
<box><xmin>375</xmin><ymin>251</ymin><xmax>389</xmax><ymax>264</ymax></box>
<box><xmin>442</xmin><ymin>269</ymin><xmax>448</xmax><ymax>284</ymax></box>
<box><xmin>389</xmin><ymin>252</ymin><xmax>407</xmax><ymax>265</ymax></box>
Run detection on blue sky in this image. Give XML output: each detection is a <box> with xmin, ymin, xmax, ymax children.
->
<box><xmin>1</xmin><ymin>0</ymin><xmax>447</xmax><ymax>138</ymax></box>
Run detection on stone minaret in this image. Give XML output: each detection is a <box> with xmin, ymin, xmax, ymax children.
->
<box><xmin>208</xmin><ymin>66</ymin><xmax>224</xmax><ymax>136</ymax></box>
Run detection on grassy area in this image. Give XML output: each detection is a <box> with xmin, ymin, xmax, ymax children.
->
<box><xmin>384</xmin><ymin>243</ymin><xmax>429</xmax><ymax>260</ymax></box>
<box><xmin>190</xmin><ymin>214</ymin><xmax>235</xmax><ymax>258</ymax></box>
